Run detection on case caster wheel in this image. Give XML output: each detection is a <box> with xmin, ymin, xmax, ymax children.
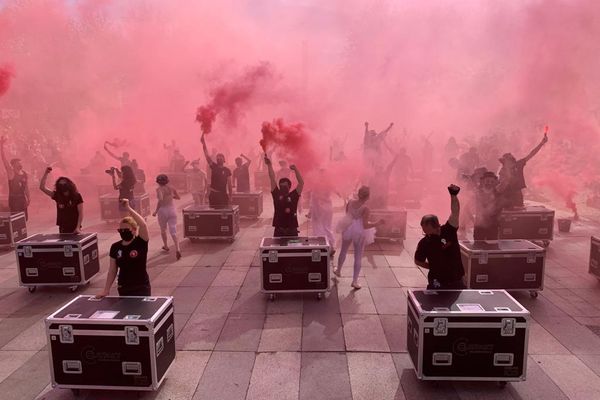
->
<box><xmin>269</xmin><ymin>293</ymin><xmax>275</xmax><ymax>302</ymax></box>
<box><xmin>542</xmin><ymin>240</ymin><xmax>550</xmax><ymax>248</ymax></box>
<box><xmin>316</xmin><ymin>293</ymin><xmax>322</xmax><ymax>300</ymax></box>
<box><xmin>28</xmin><ymin>286</ymin><xmax>36</xmax><ymax>293</ymax></box>
<box><xmin>70</xmin><ymin>285</ymin><xmax>79</xmax><ymax>293</ymax></box>
<box><xmin>530</xmin><ymin>291</ymin><xmax>539</xmax><ymax>299</ymax></box>
<box><xmin>498</xmin><ymin>381</ymin><xmax>508</xmax><ymax>389</ymax></box>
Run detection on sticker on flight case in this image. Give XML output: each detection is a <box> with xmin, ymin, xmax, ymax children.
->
<box><xmin>90</xmin><ymin>310</ymin><xmax>120</xmax><ymax>319</ymax></box>
<box><xmin>457</xmin><ymin>303</ymin><xmax>485</xmax><ymax>312</ymax></box>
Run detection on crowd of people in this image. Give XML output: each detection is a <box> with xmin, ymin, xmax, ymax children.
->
<box><xmin>0</xmin><ymin>118</ymin><xmax>553</xmax><ymax>293</ymax></box>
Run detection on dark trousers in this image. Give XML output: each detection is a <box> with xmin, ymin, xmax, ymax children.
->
<box><xmin>118</xmin><ymin>284</ymin><xmax>152</xmax><ymax>296</ymax></box>
<box><xmin>273</xmin><ymin>227</ymin><xmax>299</xmax><ymax>237</ymax></box>
<box><xmin>209</xmin><ymin>191</ymin><xmax>229</xmax><ymax>208</ymax></box>
<box><xmin>9</xmin><ymin>196</ymin><xmax>28</xmax><ymax>221</ymax></box>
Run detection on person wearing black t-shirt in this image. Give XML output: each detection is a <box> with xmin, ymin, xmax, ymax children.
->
<box><xmin>97</xmin><ymin>198</ymin><xmax>151</xmax><ymax>297</ymax></box>
<box><xmin>39</xmin><ymin>168</ymin><xmax>84</xmax><ymax>234</ymax></box>
<box><xmin>201</xmin><ymin>133</ymin><xmax>232</xmax><ymax>208</ymax></box>
<box><xmin>497</xmin><ymin>132</ymin><xmax>548</xmax><ymax>208</ymax></box>
<box><xmin>1</xmin><ymin>136</ymin><xmax>30</xmax><ymax>220</ymax></box>
<box><xmin>233</xmin><ymin>153</ymin><xmax>251</xmax><ymax>193</ymax></box>
<box><xmin>414</xmin><ymin>184</ymin><xmax>466</xmax><ymax>290</ymax></box>
<box><xmin>265</xmin><ymin>154</ymin><xmax>304</xmax><ymax>237</ymax></box>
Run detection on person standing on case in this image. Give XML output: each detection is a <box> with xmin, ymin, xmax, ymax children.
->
<box><xmin>97</xmin><ymin>198</ymin><xmax>151</xmax><ymax>297</ymax></box>
<box><xmin>265</xmin><ymin>154</ymin><xmax>304</xmax><ymax>237</ymax></box>
<box><xmin>1</xmin><ymin>136</ymin><xmax>30</xmax><ymax>220</ymax></box>
<box><xmin>39</xmin><ymin>167</ymin><xmax>84</xmax><ymax>234</ymax></box>
<box><xmin>334</xmin><ymin>186</ymin><xmax>384</xmax><ymax>290</ymax></box>
<box><xmin>152</xmin><ymin>174</ymin><xmax>182</xmax><ymax>260</ymax></box>
<box><xmin>414</xmin><ymin>184</ymin><xmax>466</xmax><ymax>290</ymax></box>
<box><xmin>233</xmin><ymin>154</ymin><xmax>251</xmax><ymax>193</ymax></box>
<box><xmin>497</xmin><ymin>131</ymin><xmax>548</xmax><ymax>208</ymax></box>
<box><xmin>201</xmin><ymin>133</ymin><xmax>232</xmax><ymax>208</ymax></box>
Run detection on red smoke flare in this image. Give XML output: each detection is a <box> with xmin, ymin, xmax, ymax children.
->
<box><xmin>534</xmin><ymin>174</ymin><xmax>579</xmax><ymax>219</ymax></box>
<box><xmin>196</xmin><ymin>106</ymin><xmax>217</xmax><ymax>134</ymax></box>
<box><xmin>260</xmin><ymin>118</ymin><xmax>317</xmax><ymax>171</ymax></box>
<box><xmin>544</xmin><ymin>125</ymin><xmax>549</xmax><ymax>135</ymax></box>
<box><xmin>0</xmin><ymin>65</ymin><xmax>15</xmax><ymax>97</ymax></box>
<box><xmin>196</xmin><ymin>63</ymin><xmax>273</xmax><ymax>134</ymax></box>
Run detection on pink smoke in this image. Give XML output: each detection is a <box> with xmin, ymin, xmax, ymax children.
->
<box><xmin>196</xmin><ymin>63</ymin><xmax>274</xmax><ymax>134</ymax></box>
<box><xmin>534</xmin><ymin>173</ymin><xmax>579</xmax><ymax>220</ymax></box>
<box><xmin>0</xmin><ymin>65</ymin><xmax>14</xmax><ymax>97</ymax></box>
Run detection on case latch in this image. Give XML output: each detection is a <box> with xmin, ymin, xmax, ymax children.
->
<box><xmin>63</xmin><ymin>245</ymin><xmax>73</xmax><ymax>257</ymax></box>
<box><xmin>478</xmin><ymin>252</ymin><xmax>489</xmax><ymax>264</ymax></box>
<box><xmin>268</xmin><ymin>250</ymin><xmax>278</xmax><ymax>263</ymax></box>
<box><xmin>433</xmin><ymin>318</ymin><xmax>448</xmax><ymax>336</ymax></box>
<box><xmin>311</xmin><ymin>249</ymin><xmax>321</xmax><ymax>262</ymax></box>
<box><xmin>59</xmin><ymin>325</ymin><xmax>74</xmax><ymax>344</ymax></box>
<box><xmin>501</xmin><ymin>318</ymin><xmax>516</xmax><ymax>336</ymax></box>
<box><xmin>125</xmin><ymin>326</ymin><xmax>140</xmax><ymax>345</ymax></box>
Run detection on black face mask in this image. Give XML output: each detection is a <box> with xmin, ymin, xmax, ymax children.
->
<box><xmin>118</xmin><ymin>229</ymin><xmax>134</xmax><ymax>241</ymax></box>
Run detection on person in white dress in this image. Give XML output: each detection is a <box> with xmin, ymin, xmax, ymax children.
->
<box><xmin>334</xmin><ymin>186</ymin><xmax>384</xmax><ymax>289</ymax></box>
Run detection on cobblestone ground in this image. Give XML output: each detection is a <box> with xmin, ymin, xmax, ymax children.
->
<box><xmin>1</xmin><ymin>193</ymin><xmax>600</xmax><ymax>400</ymax></box>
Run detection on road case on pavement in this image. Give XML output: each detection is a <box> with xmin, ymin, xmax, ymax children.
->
<box><xmin>498</xmin><ymin>205</ymin><xmax>554</xmax><ymax>245</ymax></box>
<box><xmin>407</xmin><ymin>289</ymin><xmax>530</xmax><ymax>383</ymax></box>
<box><xmin>460</xmin><ymin>240</ymin><xmax>545</xmax><ymax>298</ymax></box>
<box><xmin>370</xmin><ymin>208</ymin><xmax>407</xmax><ymax>242</ymax></box>
<box><xmin>46</xmin><ymin>295</ymin><xmax>175</xmax><ymax>393</ymax></box>
<box><xmin>231</xmin><ymin>191</ymin><xmax>263</xmax><ymax>218</ymax></box>
<box><xmin>16</xmin><ymin>233</ymin><xmax>100</xmax><ymax>293</ymax></box>
<box><xmin>183</xmin><ymin>205</ymin><xmax>240</xmax><ymax>241</ymax></box>
<box><xmin>260</xmin><ymin>236</ymin><xmax>331</xmax><ymax>300</ymax></box>
<box><xmin>0</xmin><ymin>211</ymin><xmax>26</xmax><ymax>248</ymax></box>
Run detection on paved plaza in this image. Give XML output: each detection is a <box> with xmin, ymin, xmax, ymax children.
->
<box><xmin>1</xmin><ymin>195</ymin><xmax>600</xmax><ymax>400</ymax></box>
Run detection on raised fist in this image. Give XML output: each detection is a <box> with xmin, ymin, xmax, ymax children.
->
<box><xmin>447</xmin><ymin>184</ymin><xmax>461</xmax><ymax>196</ymax></box>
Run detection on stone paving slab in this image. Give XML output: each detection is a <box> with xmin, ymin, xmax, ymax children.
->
<box><xmin>246</xmin><ymin>352</ymin><xmax>301</xmax><ymax>400</ymax></box>
<box><xmin>299</xmin><ymin>352</ymin><xmax>353</xmax><ymax>400</ymax></box>
<box><xmin>192</xmin><ymin>352</ymin><xmax>255</xmax><ymax>400</ymax></box>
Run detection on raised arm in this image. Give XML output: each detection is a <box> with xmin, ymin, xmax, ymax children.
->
<box><xmin>120</xmin><ymin>198</ymin><xmax>149</xmax><ymax>241</ymax></box>
<box><xmin>522</xmin><ymin>133</ymin><xmax>548</xmax><ymax>163</ymax></box>
<box><xmin>290</xmin><ymin>164</ymin><xmax>304</xmax><ymax>195</ymax></box>
<box><xmin>200</xmin><ymin>134</ymin><xmax>213</xmax><ymax>165</ymax></box>
<box><xmin>378</xmin><ymin>122</ymin><xmax>394</xmax><ymax>137</ymax></box>
<box><xmin>103</xmin><ymin>142</ymin><xmax>120</xmax><ymax>161</ymax></box>
<box><xmin>447</xmin><ymin>184</ymin><xmax>460</xmax><ymax>228</ymax></box>
<box><xmin>265</xmin><ymin>154</ymin><xmax>277</xmax><ymax>191</ymax></box>
<box><xmin>0</xmin><ymin>137</ymin><xmax>13</xmax><ymax>178</ymax></box>
<box><xmin>241</xmin><ymin>153</ymin><xmax>251</xmax><ymax>166</ymax></box>
<box><xmin>39</xmin><ymin>167</ymin><xmax>54</xmax><ymax>197</ymax></box>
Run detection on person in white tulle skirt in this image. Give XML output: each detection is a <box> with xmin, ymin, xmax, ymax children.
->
<box><xmin>334</xmin><ymin>186</ymin><xmax>384</xmax><ymax>289</ymax></box>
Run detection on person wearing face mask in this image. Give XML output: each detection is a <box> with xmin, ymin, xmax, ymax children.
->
<box><xmin>1</xmin><ymin>136</ymin><xmax>30</xmax><ymax>220</ymax></box>
<box><xmin>264</xmin><ymin>154</ymin><xmax>304</xmax><ymax>237</ymax></box>
<box><xmin>201</xmin><ymin>133</ymin><xmax>232</xmax><ymax>208</ymax></box>
<box><xmin>414</xmin><ymin>184</ymin><xmax>465</xmax><ymax>290</ymax></box>
<box><xmin>474</xmin><ymin>171</ymin><xmax>502</xmax><ymax>240</ymax></box>
<box><xmin>97</xmin><ymin>198</ymin><xmax>151</xmax><ymax>298</ymax></box>
<box><xmin>39</xmin><ymin>168</ymin><xmax>84</xmax><ymax>234</ymax></box>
